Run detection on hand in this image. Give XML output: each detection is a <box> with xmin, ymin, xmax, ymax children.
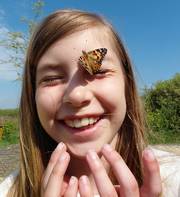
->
<box><xmin>41</xmin><ymin>142</ymin><xmax>78</xmax><ymax>197</ymax></box>
<box><xmin>78</xmin><ymin>144</ymin><xmax>162</xmax><ymax>197</ymax></box>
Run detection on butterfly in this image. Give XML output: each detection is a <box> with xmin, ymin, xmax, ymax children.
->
<box><xmin>79</xmin><ymin>48</ymin><xmax>107</xmax><ymax>75</ymax></box>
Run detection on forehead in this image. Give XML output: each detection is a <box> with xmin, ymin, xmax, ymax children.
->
<box><xmin>56</xmin><ymin>27</ymin><xmax>112</xmax><ymax>50</ymax></box>
<box><xmin>37</xmin><ymin>27</ymin><xmax>119</xmax><ymax>68</ymax></box>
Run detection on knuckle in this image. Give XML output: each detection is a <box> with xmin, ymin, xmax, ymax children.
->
<box><xmin>92</xmin><ymin>163</ymin><xmax>103</xmax><ymax>173</ymax></box>
<box><xmin>51</xmin><ymin>161</ymin><xmax>65</xmax><ymax>176</ymax></box>
<box><xmin>147</xmin><ymin>161</ymin><xmax>160</xmax><ymax>175</ymax></box>
<box><xmin>140</xmin><ymin>183</ymin><xmax>162</xmax><ymax>197</ymax></box>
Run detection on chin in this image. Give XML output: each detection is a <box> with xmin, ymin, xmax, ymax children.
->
<box><xmin>66</xmin><ymin>142</ymin><xmax>103</xmax><ymax>159</ymax></box>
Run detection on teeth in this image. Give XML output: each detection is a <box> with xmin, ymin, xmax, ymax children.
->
<box><xmin>65</xmin><ymin>120</ymin><xmax>75</xmax><ymax>127</ymax></box>
<box><xmin>89</xmin><ymin>118</ymin><xmax>94</xmax><ymax>124</ymax></box>
<box><xmin>81</xmin><ymin>118</ymin><xmax>89</xmax><ymax>127</ymax></box>
<box><xmin>74</xmin><ymin>119</ymin><xmax>82</xmax><ymax>128</ymax></box>
<box><xmin>64</xmin><ymin>117</ymin><xmax>99</xmax><ymax>128</ymax></box>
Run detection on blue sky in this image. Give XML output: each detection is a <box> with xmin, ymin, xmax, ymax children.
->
<box><xmin>0</xmin><ymin>0</ymin><xmax>179</xmax><ymax>109</ymax></box>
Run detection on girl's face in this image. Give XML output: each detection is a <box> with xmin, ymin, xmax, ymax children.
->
<box><xmin>35</xmin><ymin>28</ymin><xmax>126</xmax><ymax>158</ymax></box>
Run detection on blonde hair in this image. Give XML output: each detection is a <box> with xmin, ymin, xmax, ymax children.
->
<box><xmin>9</xmin><ymin>9</ymin><xmax>146</xmax><ymax>196</ymax></box>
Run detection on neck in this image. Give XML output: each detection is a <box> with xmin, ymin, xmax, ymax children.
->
<box><xmin>66</xmin><ymin>152</ymin><xmax>110</xmax><ymax>194</ymax></box>
<box><xmin>65</xmin><ymin>134</ymin><xmax>118</xmax><ymax>194</ymax></box>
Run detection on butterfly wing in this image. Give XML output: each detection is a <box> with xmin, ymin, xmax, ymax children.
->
<box><xmin>79</xmin><ymin>53</ymin><xmax>94</xmax><ymax>75</ymax></box>
<box><xmin>79</xmin><ymin>48</ymin><xmax>107</xmax><ymax>75</ymax></box>
<box><xmin>87</xmin><ymin>48</ymin><xmax>107</xmax><ymax>64</ymax></box>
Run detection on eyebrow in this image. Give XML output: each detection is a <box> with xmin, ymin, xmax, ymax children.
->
<box><xmin>37</xmin><ymin>63</ymin><xmax>64</xmax><ymax>75</ymax></box>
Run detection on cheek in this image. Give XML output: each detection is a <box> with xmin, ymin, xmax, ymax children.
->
<box><xmin>95</xmin><ymin>77</ymin><xmax>126</xmax><ymax>111</ymax></box>
<box><xmin>94</xmin><ymin>77</ymin><xmax>126</xmax><ymax>128</ymax></box>
<box><xmin>35</xmin><ymin>88</ymin><xmax>62</xmax><ymax>123</ymax></box>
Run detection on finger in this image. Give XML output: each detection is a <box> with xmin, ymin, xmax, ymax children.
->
<box><xmin>86</xmin><ymin>150</ymin><xmax>118</xmax><ymax>197</ymax></box>
<box><xmin>101</xmin><ymin>144</ymin><xmax>139</xmax><ymax>197</ymax></box>
<box><xmin>140</xmin><ymin>148</ymin><xmax>162</xmax><ymax>196</ymax></box>
<box><xmin>43</xmin><ymin>151</ymin><xmax>70</xmax><ymax>197</ymax></box>
<box><xmin>42</xmin><ymin>142</ymin><xmax>66</xmax><ymax>189</ymax></box>
<box><xmin>64</xmin><ymin>176</ymin><xmax>78</xmax><ymax>197</ymax></box>
<box><xmin>79</xmin><ymin>175</ymin><xmax>94</xmax><ymax>197</ymax></box>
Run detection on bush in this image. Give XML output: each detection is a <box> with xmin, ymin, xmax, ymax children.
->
<box><xmin>143</xmin><ymin>73</ymin><xmax>180</xmax><ymax>143</ymax></box>
<box><xmin>1</xmin><ymin>121</ymin><xmax>19</xmax><ymax>144</ymax></box>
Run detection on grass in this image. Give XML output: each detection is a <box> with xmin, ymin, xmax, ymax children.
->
<box><xmin>0</xmin><ymin>108</ymin><xmax>19</xmax><ymax>117</ymax></box>
<box><xmin>147</xmin><ymin>130</ymin><xmax>180</xmax><ymax>144</ymax></box>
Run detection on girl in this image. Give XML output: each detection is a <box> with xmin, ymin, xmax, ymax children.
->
<box><xmin>1</xmin><ymin>9</ymin><xmax>179</xmax><ymax>197</ymax></box>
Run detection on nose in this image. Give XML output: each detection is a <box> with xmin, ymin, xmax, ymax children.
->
<box><xmin>62</xmin><ymin>85</ymin><xmax>93</xmax><ymax>107</ymax></box>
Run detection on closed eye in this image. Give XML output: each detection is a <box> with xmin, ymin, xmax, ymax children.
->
<box><xmin>39</xmin><ymin>76</ymin><xmax>65</xmax><ymax>86</ymax></box>
<box><xmin>94</xmin><ymin>69</ymin><xmax>115</xmax><ymax>78</ymax></box>
<box><xmin>95</xmin><ymin>69</ymin><xmax>107</xmax><ymax>74</ymax></box>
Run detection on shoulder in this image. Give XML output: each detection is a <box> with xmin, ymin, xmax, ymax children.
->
<box><xmin>151</xmin><ymin>147</ymin><xmax>180</xmax><ymax>197</ymax></box>
<box><xmin>0</xmin><ymin>170</ymin><xmax>18</xmax><ymax>197</ymax></box>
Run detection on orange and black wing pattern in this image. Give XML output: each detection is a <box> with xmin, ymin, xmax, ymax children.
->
<box><xmin>79</xmin><ymin>48</ymin><xmax>107</xmax><ymax>75</ymax></box>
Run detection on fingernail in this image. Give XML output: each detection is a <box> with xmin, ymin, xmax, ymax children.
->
<box><xmin>102</xmin><ymin>144</ymin><xmax>113</xmax><ymax>152</ymax></box>
<box><xmin>57</xmin><ymin>142</ymin><xmax>64</xmax><ymax>150</ymax></box>
<box><xmin>87</xmin><ymin>150</ymin><xmax>101</xmax><ymax>168</ymax></box>
<box><xmin>80</xmin><ymin>175</ymin><xmax>89</xmax><ymax>185</ymax></box>
<box><xmin>69</xmin><ymin>176</ymin><xmax>77</xmax><ymax>186</ymax></box>
<box><xmin>59</xmin><ymin>152</ymin><xmax>68</xmax><ymax>162</ymax></box>
<box><xmin>87</xmin><ymin>150</ymin><xmax>98</xmax><ymax>160</ymax></box>
<box><xmin>143</xmin><ymin>148</ymin><xmax>155</xmax><ymax>161</ymax></box>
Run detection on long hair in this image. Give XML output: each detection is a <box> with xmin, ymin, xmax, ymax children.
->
<box><xmin>9</xmin><ymin>9</ymin><xmax>146</xmax><ymax>196</ymax></box>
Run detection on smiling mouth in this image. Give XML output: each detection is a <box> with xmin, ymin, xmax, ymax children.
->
<box><xmin>63</xmin><ymin>116</ymin><xmax>101</xmax><ymax>129</ymax></box>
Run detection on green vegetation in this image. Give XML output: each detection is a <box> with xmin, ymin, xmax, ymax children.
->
<box><xmin>0</xmin><ymin>109</ymin><xmax>19</xmax><ymax>147</ymax></box>
<box><xmin>143</xmin><ymin>73</ymin><xmax>180</xmax><ymax>144</ymax></box>
<box><xmin>0</xmin><ymin>108</ymin><xmax>19</xmax><ymax>117</ymax></box>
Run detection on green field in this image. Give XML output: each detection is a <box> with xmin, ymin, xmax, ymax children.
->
<box><xmin>0</xmin><ymin>108</ymin><xmax>179</xmax><ymax>148</ymax></box>
<box><xmin>0</xmin><ymin>109</ymin><xmax>19</xmax><ymax>147</ymax></box>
